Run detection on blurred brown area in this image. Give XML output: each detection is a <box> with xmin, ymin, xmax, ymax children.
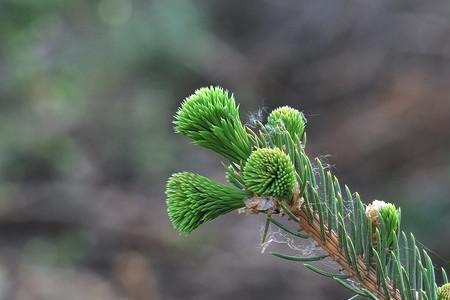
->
<box><xmin>0</xmin><ymin>0</ymin><xmax>449</xmax><ymax>299</ymax></box>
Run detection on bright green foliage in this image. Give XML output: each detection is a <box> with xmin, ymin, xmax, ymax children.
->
<box><xmin>439</xmin><ymin>283</ymin><xmax>450</xmax><ymax>300</ymax></box>
<box><xmin>174</xmin><ymin>86</ymin><xmax>252</xmax><ymax>164</ymax></box>
<box><xmin>168</xmin><ymin>86</ymin><xmax>444</xmax><ymax>299</ymax></box>
<box><xmin>166</xmin><ymin>172</ymin><xmax>249</xmax><ymax>234</ymax></box>
<box><xmin>366</xmin><ymin>200</ymin><xmax>399</xmax><ymax>248</ymax></box>
<box><xmin>267</xmin><ymin>106</ymin><xmax>305</xmax><ymax>139</ymax></box>
<box><xmin>243</xmin><ymin>148</ymin><xmax>296</xmax><ymax>199</ymax></box>
<box><xmin>379</xmin><ymin>202</ymin><xmax>399</xmax><ymax>246</ymax></box>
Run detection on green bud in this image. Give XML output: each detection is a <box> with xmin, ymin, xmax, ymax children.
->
<box><xmin>166</xmin><ymin>172</ymin><xmax>249</xmax><ymax>234</ymax></box>
<box><xmin>174</xmin><ymin>86</ymin><xmax>252</xmax><ymax>164</ymax></box>
<box><xmin>243</xmin><ymin>148</ymin><xmax>296</xmax><ymax>199</ymax></box>
<box><xmin>438</xmin><ymin>283</ymin><xmax>450</xmax><ymax>300</ymax></box>
<box><xmin>366</xmin><ymin>200</ymin><xmax>400</xmax><ymax>247</ymax></box>
<box><xmin>267</xmin><ymin>106</ymin><xmax>306</xmax><ymax>138</ymax></box>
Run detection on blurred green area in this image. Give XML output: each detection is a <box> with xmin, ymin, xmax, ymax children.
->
<box><xmin>0</xmin><ymin>0</ymin><xmax>449</xmax><ymax>299</ymax></box>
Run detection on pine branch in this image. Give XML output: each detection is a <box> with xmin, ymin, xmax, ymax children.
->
<box><xmin>285</xmin><ymin>193</ymin><xmax>401</xmax><ymax>300</ymax></box>
<box><xmin>165</xmin><ymin>86</ymin><xmax>449</xmax><ymax>300</ymax></box>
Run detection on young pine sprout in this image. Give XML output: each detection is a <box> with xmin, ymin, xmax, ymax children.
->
<box><xmin>243</xmin><ymin>147</ymin><xmax>296</xmax><ymax>200</ymax></box>
<box><xmin>174</xmin><ymin>86</ymin><xmax>252</xmax><ymax>164</ymax></box>
<box><xmin>438</xmin><ymin>283</ymin><xmax>450</xmax><ymax>300</ymax></box>
<box><xmin>267</xmin><ymin>106</ymin><xmax>306</xmax><ymax>139</ymax></box>
<box><xmin>366</xmin><ymin>200</ymin><xmax>400</xmax><ymax>247</ymax></box>
<box><xmin>166</xmin><ymin>172</ymin><xmax>249</xmax><ymax>234</ymax></box>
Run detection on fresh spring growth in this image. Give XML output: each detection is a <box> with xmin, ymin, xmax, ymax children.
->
<box><xmin>438</xmin><ymin>283</ymin><xmax>450</xmax><ymax>300</ymax></box>
<box><xmin>366</xmin><ymin>200</ymin><xmax>399</xmax><ymax>247</ymax></box>
<box><xmin>267</xmin><ymin>106</ymin><xmax>306</xmax><ymax>139</ymax></box>
<box><xmin>166</xmin><ymin>172</ymin><xmax>249</xmax><ymax>234</ymax></box>
<box><xmin>167</xmin><ymin>86</ymin><xmax>445</xmax><ymax>299</ymax></box>
<box><xmin>243</xmin><ymin>147</ymin><xmax>296</xmax><ymax>200</ymax></box>
<box><xmin>174</xmin><ymin>86</ymin><xmax>252</xmax><ymax>164</ymax></box>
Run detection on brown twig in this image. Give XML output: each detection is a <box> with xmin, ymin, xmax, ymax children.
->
<box><xmin>285</xmin><ymin>194</ymin><xmax>401</xmax><ymax>300</ymax></box>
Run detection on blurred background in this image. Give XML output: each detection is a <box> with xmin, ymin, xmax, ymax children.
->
<box><xmin>0</xmin><ymin>0</ymin><xmax>449</xmax><ymax>299</ymax></box>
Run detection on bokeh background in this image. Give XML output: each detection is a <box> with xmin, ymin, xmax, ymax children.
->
<box><xmin>1</xmin><ymin>0</ymin><xmax>449</xmax><ymax>299</ymax></box>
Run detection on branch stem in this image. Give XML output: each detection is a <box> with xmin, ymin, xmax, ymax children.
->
<box><xmin>286</xmin><ymin>197</ymin><xmax>401</xmax><ymax>300</ymax></box>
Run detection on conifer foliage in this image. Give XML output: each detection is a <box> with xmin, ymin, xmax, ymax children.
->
<box><xmin>166</xmin><ymin>86</ymin><xmax>448</xmax><ymax>299</ymax></box>
<box><xmin>243</xmin><ymin>147</ymin><xmax>296</xmax><ymax>199</ymax></box>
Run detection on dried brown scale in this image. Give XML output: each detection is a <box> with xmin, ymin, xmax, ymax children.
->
<box><xmin>285</xmin><ymin>194</ymin><xmax>401</xmax><ymax>300</ymax></box>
